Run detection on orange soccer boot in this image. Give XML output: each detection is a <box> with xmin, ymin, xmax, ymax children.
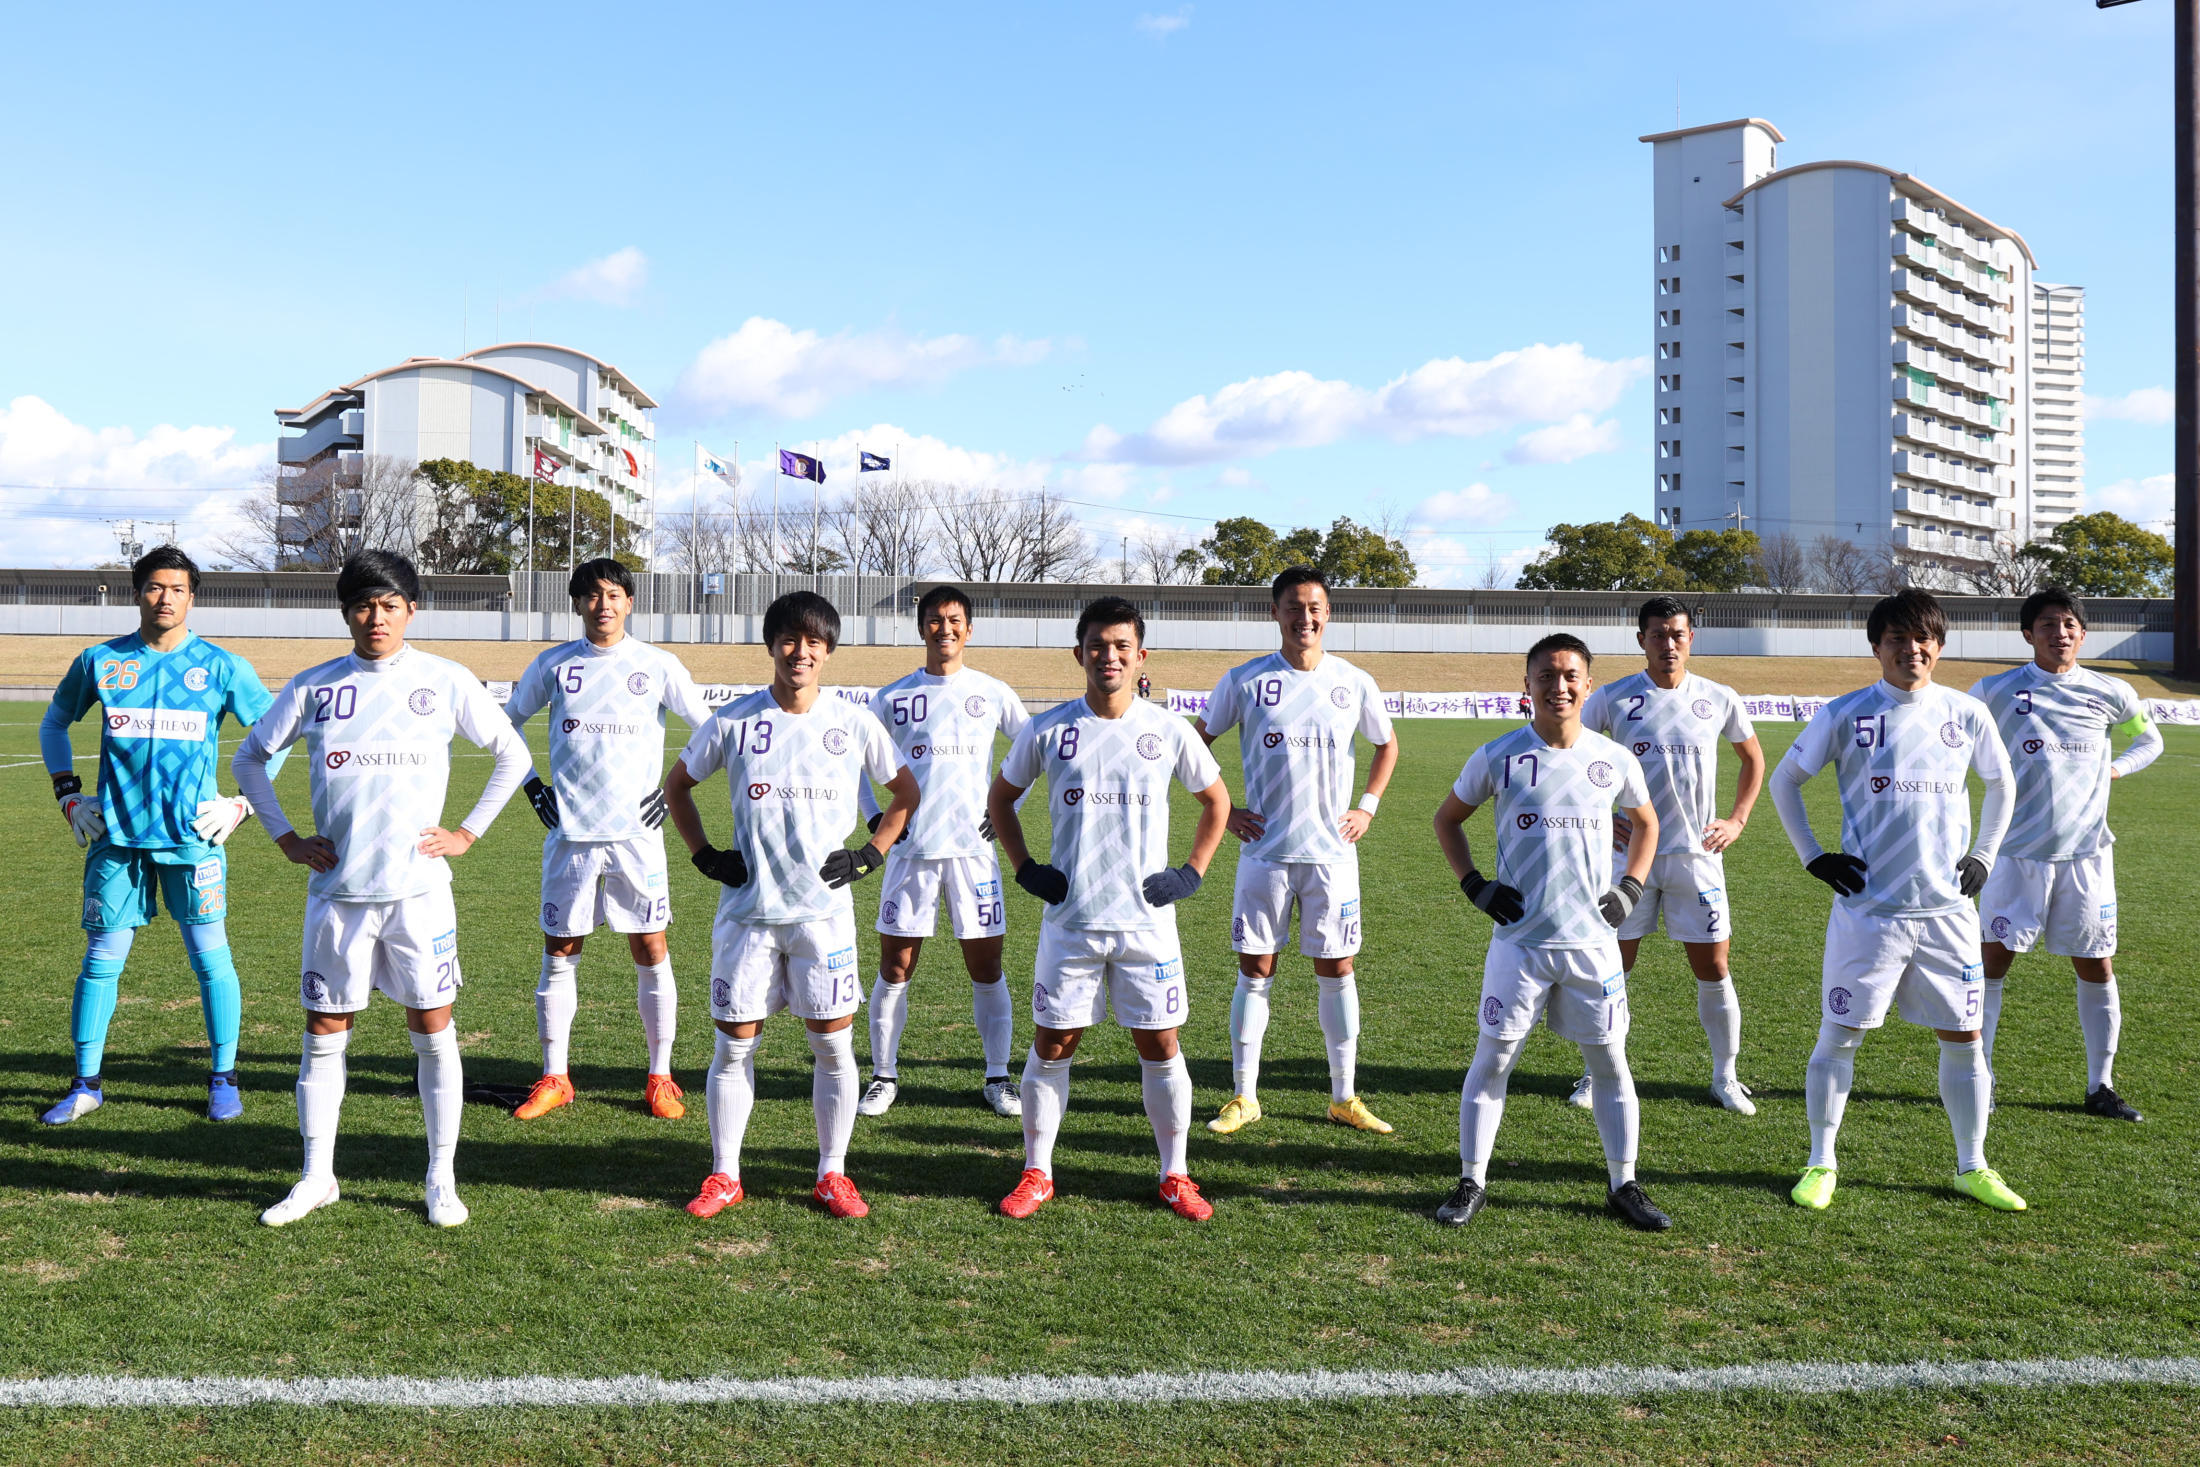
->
<box><xmin>999</xmin><ymin>1168</ymin><xmax>1055</xmax><ymax>1219</ymax></box>
<box><xmin>1159</xmin><ymin>1172</ymin><xmax>1214</xmax><ymax>1221</ymax></box>
<box><xmin>686</xmin><ymin>1172</ymin><xmax>744</xmax><ymax>1218</ymax></box>
<box><xmin>645</xmin><ymin>1073</ymin><xmax>686</xmax><ymax>1120</ymax></box>
<box><xmin>813</xmin><ymin>1171</ymin><xmax>870</xmax><ymax>1219</ymax></box>
<box><xmin>513</xmin><ymin>1073</ymin><xmax>575</xmax><ymax>1120</ymax></box>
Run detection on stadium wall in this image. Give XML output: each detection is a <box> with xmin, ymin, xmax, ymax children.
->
<box><xmin>0</xmin><ymin>569</ymin><xmax>2173</xmax><ymax>661</ymax></box>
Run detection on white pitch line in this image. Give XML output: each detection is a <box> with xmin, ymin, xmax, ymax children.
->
<box><xmin>2</xmin><ymin>1356</ymin><xmax>2197</xmax><ymax>1410</ymax></box>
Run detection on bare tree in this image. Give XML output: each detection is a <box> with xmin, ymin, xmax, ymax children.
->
<box><xmin>827</xmin><ymin>478</ymin><xmax>934</xmax><ymax>577</ymax></box>
<box><xmin>1013</xmin><ymin>490</ymin><xmax>1100</xmax><ymax>583</ymax></box>
<box><xmin>1888</xmin><ymin>547</ymin><xmax>1959</xmax><ymax>591</ymax></box>
<box><xmin>1753</xmin><ymin>530</ymin><xmax>1810</xmax><ymax>592</ymax></box>
<box><xmin>213</xmin><ymin>465</ymin><xmax>286</xmax><ymax>569</ymax></box>
<box><xmin>1810</xmin><ymin>534</ymin><xmax>1888</xmax><ymax>595</ymax></box>
<box><xmin>1135</xmin><ymin>527</ymin><xmax>1202</xmax><ymax>585</ymax></box>
<box><xmin>933</xmin><ymin>487</ymin><xmax>1027</xmax><ymax>581</ymax></box>
<box><xmin>228</xmin><ymin>454</ymin><xmax>422</xmax><ymax>569</ymax></box>
<box><xmin>660</xmin><ymin>490</ymin><xmax>785</xmax><ymax>575</ymax></box>
<box><xmin>1962</xmin><ymin>535</ymin><xmax>2051</xmax><ymax>597</ymax></box>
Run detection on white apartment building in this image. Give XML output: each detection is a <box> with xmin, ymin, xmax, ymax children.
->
<box><xmin>2028</xmin><ymin>283</ymin><xmax>2085</xmax><ymax>533</ymax></box>
<box><xmin>1641</xmin><ymin>118</ymin><xmax>2045</xmax><ymax>575</ymax></box>
<box><xmin>273</xmin><ymin>342</ymin><xmax>658</xmax><ymax>566</ymax></box>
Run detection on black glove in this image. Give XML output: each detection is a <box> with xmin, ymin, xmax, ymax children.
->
<box><xmin>1598</xmin><ymin>874</ymin><xmax>1644</xmax><ymax>928</ymax></box>
<box><xmin>819</xmin><ymin>842</ymin><xmax>886</xmax><ymax>889</ymax></box>
<box><xmin>979</xmin><ymin>812</ymin><xmax>995</xmax><ymax>841</ymax></box>
<box><xmin>1460</xmin><ymin>869</ymin><xmax>1525</xmax><ymax>924</ymax></box>
<box><xmin>524</xmin><ymin>775</ymin><xmax>560</xmax><ymax>830</ymax></box>
<box><xmin>53</xmin><ymin>773</ymin><xmax>82</xmax><ymax>799</ymax></box>
<box><xmin>1016</xmin><ymin>859</ymin><xmax>1069</xmax><ymax>905</ymax></box>
<box><xmin>865</xmin><ymin>810</ymin><xmax>910</xmax><ymax>846</ymax></box>
<box><xmin>692</xmin><ymin>843</ymin><xmax>749</xmax><ymax>888</ymax></box>
<box><xmin>637</xmin><ymin>788</ymin><xmax>668</xmax><ymax>830</ymax></box>
<box><xmin>1806</xmin><ymin>852</ymin><xmax>1869</xmax><ymax>897</ymax></box>
<box><xmin>1141</xmin><ymin>863</ymin><xmax>1203</xmax><ymax>907</ymax></box>
<box><xmin>1957</xmin><ymin>855</ymin><xmax>1989</xmax><ymax>899</ymax></box>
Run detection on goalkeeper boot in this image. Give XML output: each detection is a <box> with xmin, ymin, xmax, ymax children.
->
<box><xmin>41</xmin><ymin>1077</ymin><xmax>102</xmax><ymax>1127</ymax></box>
<box><xmin>206</xmin><ymin>1071</ymin><xmax>243</xmax><ymax>1123</ymax></box>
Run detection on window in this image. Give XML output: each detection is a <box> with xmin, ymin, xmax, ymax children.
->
<box><xmin>1658</xmin><ymin>278</ymin><xmax>1671</xmax><ymax>295</ymax></box>
<box><xmin>1658</xmin><ymin>310</ymin><xmax>1671</xmax><ymax>327</ymax></box>
<box><xmin>1658</xmin><ymin>244</ymin><xmax>1681</xmax><ymax>263</ymax></box>
<box><xmin>1668</xmin><ymin>475</ymin><xmax>1680</xmax><ymax>495</ymax></box>
<box><xmin>1659</xmin><ymin>407</ymin><xmax>1681</xmax><ymax>425</ymax></box>
<box><xmin>1659</xmin><ymin>341</ymin><xmax>1682</xmax><ymax>359</ymax></box>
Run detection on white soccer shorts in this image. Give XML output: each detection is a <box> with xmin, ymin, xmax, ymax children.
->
<box><xmin>1980</xmin><ymin>849</ymin><xmax>2117</xmax><ymax>959</ymax></box>
<box><xmin>1231</xmin><ymin>852</ymin><xmax>1362</xmax><ymax>959</ymax></box>
<box><xmin>1032</xmin><ymin>920</ymin><xmax>1187</xmax><ymax>1031</ymax></box>
<box><xmin>540</xmin><ymin>830</ymin><xmax>671</xmax><ymax>937</ymax></box>
<box><xmin>875</xmin><ymin>848</ymin><xmax>1007</xmax><ymax>941</ymax></box>
<box><xmin>709</xmin><ymin>908</ymin><xmax>862</xmax><ymax>1024</ymax></box>
<box><xmin>1821</xmin><ymin>903</ymin><xmax>1984</xmax><ymax>1031</ymax></box>
<box><xmin>1610</xmin><ymin>850</ymin><xmax>1732</xmax><ymax>944</ymax></box>
<box><xmin>1478</xmin><ymin>935</ymin><xmax>1630</xmax><ymax>1045</ymax></box>
<box><xmin>301</xmin><ymin>886</ymin><xmax>462</xmax><ymax>1014</ymax></box>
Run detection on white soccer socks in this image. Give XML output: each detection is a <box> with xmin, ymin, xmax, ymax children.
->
<box><xmin>808</xmin><ymin>1027</ymin><xmax>860</xmax><ymax>1181</ymax></box>
<box><xmin>1939</xmin><ymin>1036</ymin><xmax>1991</xmax><ymax>1175</ymax></box>
<box><xmin>296</xmin><ymin>1028</ymin><xmax>350</xmax><ymax>1180</ymax></box>
<box><xmin>1140</xmin><ymin>1053</ymin><xmax>1193</xmax><ymax>1181</ymax></box>
<box><xmin>706</xmin><ymin>1030</ymin><xmax>760</xmax><ymax>1178</ymax></box>
<box><xmin>2077</xmin><ymin>975</ymin><xmax>2121</xmax><ymax>1092</ymax></box>
<box><xmin>408</xmin><ymin>1026</ymin><xmax>463</xmax><ymax>1192</ymax></box>
<box><xmin>1020</xmin><ymin>1049</ymin><xmax>1072</xmax><ymax>1178</ymax></box>
<box><xmin>972</xmin><ymin>977</ymin><xmax>1015</xmax><ymax>1079</ymax></box>
<box><xmin>1580</xmin><ymin>1040</ymin><xmax>1640</xmax><ymax>1188</ymax></box>
<box><xmin>1804</xmin><ymin>1020</ymin><xmax>1862</xmax><ymax>1170</ymax></box>
<box><xmin>536</xmin><ymin>952</ymin><xmax>580</xmax><ymax>1075</ymax></box>
<box><xmin>1697</xmin><ymin>976</ymin><xmax>1743</xmax><ymax>1086</ymax></box>
<box><xmin>867</xmin><ymin>974</ymin><xmax>910</xmax><ymax>1080</ymax></box>
<box><xmin>1228</xmin><ymin>971</ymin><xmax>1274</xmax><ymax>1099</ymax></box>
<box><xmin>1458</xmin><ymin>1032</ymin><xmax>1525</xmax><ymax>1186</ymax></box>
<box><xmin>636</xmin><ymin>959</ymin><xmax>677</xmax><ymax>1074</ymax></box>
<box><xmin>1980</xmin><ymin>977</ymin><xmax>2006</xmax><ymax>1072</ymax></box>
<box><xmin>1316</xmin><ymin>973</ymin><xmax>1360</xmax><ymax>1103</ymax></box>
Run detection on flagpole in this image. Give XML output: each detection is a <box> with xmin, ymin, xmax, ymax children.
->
<box><xmin>811</xmin><ymin>441</ymin><xmax>821</xmax><ymax>596</ymax></box>
<box><xmin>772</xmin><ymin>441</ymin><xmax>781</xmax><ymax>583</ymax></box>
<box><xmin>693</xmin><ymin>440</ymin><xmax>705</xmax><ymax>642</ymax></box>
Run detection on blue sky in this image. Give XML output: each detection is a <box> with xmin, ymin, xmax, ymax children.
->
<box><xmin>0</xmin><ymin>0</ymin><xmax>2179</xmax><ymax>581</ymax></box>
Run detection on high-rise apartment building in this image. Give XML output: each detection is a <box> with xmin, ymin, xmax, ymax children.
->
<box><xmin>273</xmin><ymin>342</ymin><xmax>657</xmax><ymax>567</ymax></box>
<box><xmin>1641</xmin><ymin>118</ymin><xmax>2047</xmax><ymax>575</ymax></box>
<box><xmin>2028</xmin><ymin>283</ymin><xmax>2085</xmax><ymax>533</ymax></box>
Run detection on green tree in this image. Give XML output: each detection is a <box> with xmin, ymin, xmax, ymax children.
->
<box><xmin>1516</xmin><ymin>514</ymin><xmax>1683</xmax><ymax>591</ymax></box>
<box><xmin>2021</xmin><ymin>511</ymin><xmax>2173</xmax><ymax>597</ymax></box>
<box><xmin>1196</xmin><ymin>517</ymin><xmax>1287</xmax><ymax>585</ymax></box>
<box><xmin>1316</xmin><ymin>516</ymin><xmax>1417</xmax><ymax>587</ymax></box>
<box><xmin>1190</xmin><ymin>514</ymin><xmax>1418</xmax><ymax>587</ymax></box>
<box><xmin>415</xmin><ymin>459</ymin><xmax>645</xmax><ymax>575</ymax></box>
<box><xmin>1669</xmin><ymin>527</ymin><xmax>1762</xmax><ymax>591</ymax></box>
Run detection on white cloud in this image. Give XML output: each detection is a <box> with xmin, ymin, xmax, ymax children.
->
<box><xmin>2085</xmin><ymin>387</ymin><xmax>2173</xmax><ymax>426</ymax></box>
<box><xmin>2088</xmin><ymin>473</ymin><xmax>2172</xmax><ymax>528</ymax></box>
<box><xmin>1083</xmin><ymin>343</ymin><xmax>1648</xmax><ymax>465</ymax></box>
<box><xmin>547</xmin><ymin>246</ymin><xmax>649</xmax><ymax>307</ymax></box>
<box><xmin>677</xmin><ymin>317</ymin><xmax>1052</xmax><ymax>419</ymax></box>
<box><xmin>0</xmin><ymin>395</ymin><xmax>272</xmax><ymax>567</ymax></box>
<box><xmin>1411</xmin><ymin>482</ymin><xmax>1516</xmax><ymax>528</ymax></box>
<box><xmin>1504</xmin><ymin>413</ymin><xmax>1624</xmax><ymax>465</ymax></box>
<box><xmin>1216</xmin><ymin>466</ymin><xmax>1254</xmax><ymax>487</ymax></box>
<box><xmin>1135</xmin><ymin>7</ymin><xmax>1191</xmax><ymax>36</ymax></box>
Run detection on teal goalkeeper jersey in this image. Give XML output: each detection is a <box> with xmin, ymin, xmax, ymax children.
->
<box><xmin>41</xmin><ymin>631</ymin><xmax>275</xmax><ymax>851</ymax></box>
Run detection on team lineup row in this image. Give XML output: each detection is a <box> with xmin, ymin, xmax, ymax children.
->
<box><xmin>37</xmin><ymin>547</ymin><xmax>2161</xmax><ymax>1230</ymax></box>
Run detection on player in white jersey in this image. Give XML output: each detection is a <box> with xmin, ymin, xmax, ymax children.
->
<box><xmin>233</xmin><ymin>552</ymin><xmax>533</xmax><ymax>1229</ymax></box>
<box><xmin>989</xmin><ymin>597</ymin><xmax>1231</xmax><ymax>1222</ymax></box>
<box><xmin>1968</xmin><ymin>586</ymin><xmax>2161</xmax><ymax>1122</ymax></box>
<box><xmin>1195</xmin><ymin>566</ymin><xmax>1399</xmax><ymax>1136</ymax></box>
<box><xmin>1433</xmin><ymin>633</ymin><xmax>1672</xmax><ymax>1232</ymax></box>
<box><xmin>1576</xmin><ymin>594</ymin><xmax>1765</xmax><ymax>1115</ymax></box>
<box><xmin>851</xmin><ymin>585</ymin><xmax>1033</xmax><ymax>1119</ymax></box>
<box><xmin>505</xmin><ymin>559</ymin><xmax>718</xmax><ymax>1124</ymax></box>
<box><xmin>1770</xmin><ymin>588</ymin><xmax>2024</xmax><ymax>1213</ymax></box>
<box><xmin>663</xmin><ymin>591</ymin><xmax>918</xmax><ymax>1221</ymax></box>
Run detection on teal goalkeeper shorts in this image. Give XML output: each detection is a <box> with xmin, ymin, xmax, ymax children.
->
<box><xmin>81</xmin><ymin>841</ymin><xmax>228</xmax><ymax>931</ymax></box>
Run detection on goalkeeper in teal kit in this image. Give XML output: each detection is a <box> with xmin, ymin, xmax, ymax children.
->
<box><xmin>38</xmin><ymin>546</ymin><xmax>283</xmax><ymax>1125</ymax></box>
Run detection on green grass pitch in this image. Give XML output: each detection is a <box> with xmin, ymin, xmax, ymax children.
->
<box><xmin>1</xmin><ymin>700</ymin><xmax>2196</xmax><ymax>1463</ymax></box>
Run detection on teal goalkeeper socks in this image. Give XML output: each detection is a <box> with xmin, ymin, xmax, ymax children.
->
<box><xmin>70</xmin><ymin>951</ymin><xmax>127</xmax><ymax>1078</ymax></box>
<box><xmin>189</xmin><ymin>946</ymin><xmax>242</xmax><ymax>1074</ymax></box>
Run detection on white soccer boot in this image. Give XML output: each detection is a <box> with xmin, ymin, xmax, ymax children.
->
<box><xmin>1709</xmin><ymin>1079</ymin><xmax>1757</xmax><ymax>1116</ymax></box>
<box><xmin>982</xmin><ymin>1077</ymin><xmax>1023</xmax><ymax>1117</ymax></box>
<box><xmin>260</xmin><ymin>1175</ymin><xmax>340</xmax><ymax>1227</ymax></box>
<box><xmin>857</xmin><ymin>1078</ymin><xmax>898</xmax><ymax>1117</ymax></box>
<box><xmin>1567</xmin><ymin>1072</ymin><xmax>1594</xmax><ymax>1109</ymax></box>
<box><xmin>425</xmin><ymin>1180</ymin><xmax>470</xmax><ymax>1228</ymax></box>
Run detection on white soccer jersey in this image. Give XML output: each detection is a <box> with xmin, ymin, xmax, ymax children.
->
<box><xmin>1452</xmin><ymin>724</ymin><xmax>1650</xmax><ymax>949</ymax></box>
<box><xmin>1201</xmin><ymin>652</ymin><xmax>1392</xmax><ymax>864</ymax></box>
<box><xmin>236</xmin><ymin>647</ymin><xmax>531</xmax><ymax>903</ymax></box>
<box><xmin>1778</xmin><ymin>682</ymin><xmax>2011</xmax><ymax>918</ymax></box>
<box><xmin>507</xmin><ymin>636</ymin><xmax>715</xmax><ymax>841</ymax></box>
<box><xmin>864</xmin><ymin>666</ymin><xmax>1030</xmax><ymax>859</ymax></box>
<box><xmin>998</xmin><ymin>697</ymin><xmax>1222</xmax><ymax>931</ymax></box>
<box><xmin>676</xmin><ymin>689</ymin><xmax>901</xmax><ymax>925</ymax></box>
<box><xmin>1969</xmin><ymin>663</ymin><xmax>2151</xmax><ymax>862</ymax></box>
<box><xmin>1582</xmin><ymin>671</ymin><xmax>1752</xmax><ymax>856</ymax></box>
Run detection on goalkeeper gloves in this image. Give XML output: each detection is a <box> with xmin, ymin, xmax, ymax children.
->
<box><xmin>54</xmin><ymin>774</ymin><xmax>105</xmax><ymax>848</ymax></box>
<box><xmin>1459</xmin><ymin>869</ymin><xmax>1525</xmax><ymax>925</ymax></box>
<box><xmin>819</xmin><ymin>842</ymin><xmax>886</xmax><ymax>889</ymax></box>
<box><xmin>191</xmin><ymin>796</ymin><xmax>252</xmax><ymax>846</ymax></box>
<box><xmin>1806</xmin><ymin>852</ymin><xmax>1869</xmax><ymax>897</ymax></box>
<box><xmin>1141</xmin><ymin>863</ymin><xmax>1204</xmax><ymax>907</ymax></box>
<box><xmin>523</xmin><ymin>775</ymin><xmax>560</xmax><ymax>830</ymax></box>
<box><xmin>692</xmin><ymin>844</ymin><xmax>749</xmax><ymax>888</ymax></box>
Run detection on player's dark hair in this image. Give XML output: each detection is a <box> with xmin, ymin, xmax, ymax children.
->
<box><xmin>1525</xmin><ymin>631</ymin><xmax>1592</xmax><ymax>672</ymax></box>
<box><xmin>1076</xmin><ymin>594</ymin><xmax>1146</xmax><ymax>648</ymax></box>
<box><xmin>130</xmin><ymin>544</ymin><xmax>199</xmax><ymax>594</ymax></box>
<box><xmin>1271</xmin><ymin>565</ymin><xmax>1328</xmax><ymax>604</ymax></box>
<box><xmin>568</xmin><ymin>557</ymin><xmax>633</xmax><ymax>600</ymax></box>
<box><xmin>763</xmin><ymin>590</ymin><xmax>840</xmax><ymax>651</ymax></box>
<box><xmin>1867</xmin><ymin>586</ymin><xmax>1947</xmax><ymax>647</ymax></box>
<box><xmin>1636</xmin><ymin>593</ymin><xmax>1691</xmax><ymax>632</ymax></box>
<box><xmin>335</xmin><ymin>548</ymin><xmax>422</xmax><ymax>609</ymax></box>
<box><xmin>917</xmin><ymin>584</ymin><xmax>974</xmax><ymax>624</ymax></box>
<box><xmin>2019</xmin><ymin>584</ymin><xmax>2086</xmax><ymax>632</ymax></box>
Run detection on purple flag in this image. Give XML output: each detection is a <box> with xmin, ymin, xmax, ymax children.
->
<box><xmin>778</xmin><ymin>449</ymin><xmax>826</xmax><ymax>484</ymax></box>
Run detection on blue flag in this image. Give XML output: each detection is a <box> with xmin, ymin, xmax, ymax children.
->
<box><xmin>860</xmin><ymin>451</ymin><xmax>891</xmax><ymax>473</ymax></box>
<box><xmin>778</xmin><ymin>449</ymin><xmax>825</xmax><ymax>483</ymax></box>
